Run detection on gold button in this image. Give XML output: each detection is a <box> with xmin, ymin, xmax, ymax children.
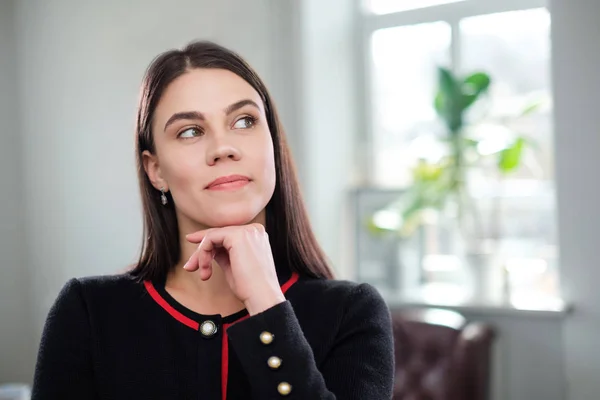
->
<box><xmin>277</xmin><ymin>382</ymin><xmax>292</xmax><ymax>396</ymax></box>
<box><xmin>260</xmin><ymin>331</ymin><xmax>274</xmax><ymax>345</ymax></box>
<box><xmin>200</xmin><ymin>320</ymin><xmax>218</xmax><ymax>338</ymax></box>
<box><xmin>268</xmin><ymin>356</ymin><xmax>282</xmax><ymax>369</ymax></box>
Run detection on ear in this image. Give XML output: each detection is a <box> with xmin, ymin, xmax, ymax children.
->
<box><xmin>142</xmin><ymin>150</ymin><xmax>168</xmax><ymax>191</ymax></box>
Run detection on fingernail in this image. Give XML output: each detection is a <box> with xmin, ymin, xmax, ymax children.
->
<box><xmin>183</xmin><ymin>263</ymin><xmax>189</xmax><ymax>270</ymax></box>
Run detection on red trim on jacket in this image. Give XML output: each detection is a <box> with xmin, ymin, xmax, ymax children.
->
<box><xmin>144</xmin><ymin>272</ymin><xmax>300</xmax><ymax>400</ymax></box>
<box><xmin>221</xmin><ymin>272</ymin><xmax>299</xmax><ymax>400</ymax></box>
<box><xmin>221</xmin><ymin>315</ymin><xmax>248</xmax><ymax>400</ymax></box>
<box><xmin>281</xmin><ymin>271</ymin><xmax>299</xmax><ymax>294</ymax></box>
<box><xmin>143</xmin><ymin>280</ymin><xmax>199</xmax><ymax>330</ymax></box>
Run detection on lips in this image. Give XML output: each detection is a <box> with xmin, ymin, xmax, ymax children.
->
<box><xmin>206</xmin><ymin>174</ymin><xmax>250</xmax><ymax>189</ymax></box>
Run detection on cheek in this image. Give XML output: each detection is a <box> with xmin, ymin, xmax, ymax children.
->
<box><xmin>259</xmin><ymin>138</ymin><xmax>277</xmax><ymax>193</ymax></box>
<box><xmin>160</xmin><ymin>147</ymin><xmax>203</xmax><ymax>187</ymax></box>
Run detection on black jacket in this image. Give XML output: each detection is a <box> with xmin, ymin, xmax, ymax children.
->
<box><xmin>32</xmin><ymin>267</ymin><xmax>395</xmax><ymax>399</ymax></box>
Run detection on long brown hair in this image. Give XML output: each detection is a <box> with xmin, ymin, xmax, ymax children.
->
<box><xmin>130</xmin><ymin>41</ymin><xmax>334</xmax><ymax>283</ymax></box>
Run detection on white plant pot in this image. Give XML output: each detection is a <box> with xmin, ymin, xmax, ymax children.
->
<box><xmin>464</xmin><ymin>252</ymin><xmax>507</xmax><ymax>302</ymax></box>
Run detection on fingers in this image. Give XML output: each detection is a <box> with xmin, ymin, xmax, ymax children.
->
<box><xmin>183</xmin><ymin>229</ymin><xmax>225</xmax><ymax>279</ymax></box>
<box><xmin>198</xmin><ymin>260</ymin><xmax>213</xmax><ymax>281</ymax></box>
<box><xmin>183</xmin><ymin>248</ymin><xmax>200</xmax><ymax>271</ymax></box>
<box><xmin>182</xmin><ymin>224</ymin><xmax>267</xmax><ymax>279</ymax></box>
<box><xmin>185</xmin><ymin>229</ymin><xmax>208</xmax><ymax>244</ymax></box>
<box><xmin>183</xmin><ymin>229</ymin><xmax>216</xmax><ymax>275</ymax></box>
<box><xmin>197</xmin><ymin>237</ymin><xmax>218</xmax><ymax>273</ymax></box>
<box><xmin>185</xmin><ymin>223</ymin><xmax>266</xmax><ymax>243</ymax></box>
<box><xmin>183</xmin><ymin>245</ymin><xmax>214</xmax><ymax>280</ymax></box>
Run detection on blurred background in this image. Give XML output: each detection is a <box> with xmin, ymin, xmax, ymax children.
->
<box><xmin>0</xmin><ymin>0</ymin><xmax>598</xmax><ymax>399</ymax></box>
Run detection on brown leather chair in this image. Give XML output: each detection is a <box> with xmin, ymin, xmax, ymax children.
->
<box><xmin>391</xmin><ymin>308</ymin><xmax>496</xmax><ymax>400</ymax></box>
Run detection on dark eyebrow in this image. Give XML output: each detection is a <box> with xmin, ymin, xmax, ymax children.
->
<box><xmin>164</xmin><ymin>111</ymin><xmax>205</xmax><ymax>132</ymax></box>
<box><xmin>225</xmin><ymin>99</ymin><xmax>260</xmax><ymax>115</ymax></box>
<box><xmin>163</xmin><ymin>99</ymin><xmax>260</xmax><ymax>132</ymax></box>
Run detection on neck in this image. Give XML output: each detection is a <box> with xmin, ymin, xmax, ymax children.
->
<box><xmin>167</xmin><ymin>259</ymin><xmax>237</xmax><ymax>302</ymax></box>
<box><xmin>165</xmin><ymin>210</ymin><xmax>268</xmax><ymax>314</ymax></box>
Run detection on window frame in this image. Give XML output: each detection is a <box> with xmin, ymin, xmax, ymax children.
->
<box><xmin>357</xmin><ymin>0</ymin><xmax>548</xmax><ymax>183</ymax></box>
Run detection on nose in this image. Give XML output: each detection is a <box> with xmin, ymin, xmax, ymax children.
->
<box><xmin>206</xmin><ymin>135</ymin><xmax>241</xmax><ymax>165</ymax></box>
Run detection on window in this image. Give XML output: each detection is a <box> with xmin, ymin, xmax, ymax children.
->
<box><xmin>367</xmin><ymin>0</ymin><xmax>466</xmax><ymax>15</ymax></box>
<box><xmin>359</xmin><ymin>0</ymin><xmax>558</xmax><ymax>305</ymax></box>
<box><xmin>371</xmin><ymin>21</ymin><xmax>451</xmax><ymax>186</ymax></box>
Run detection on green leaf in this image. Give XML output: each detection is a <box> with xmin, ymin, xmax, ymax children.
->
<box><xmin>498</xmin><ymin>137</ymin><xmax>525</xmax><ymax>174</ymax></box>
<box><xmin>401</xmin><ymin>170</ymin><xmax>458</xmax><ymax>235</ymax></box>
<box><xmin>463</xmin><ymin>72</ymin><xmax>491</xmax><ymax>93</ymax></box>
<box><xmin>412</xmin><ymin>160</ymin><xmax>444</xmax><ymax>182</ymax></box>
<box><xmin>463</xmin><ymin>137</ymin><xmax>480</xmax><ymax>149</ymax></box>
<box><xmin>462</xmin><ymin>72</ymin><xmax>491</xmax><ymax>109</ymax></box>
<box><xmin>438</xmin><ymin>67</ymin><xmax>458</xmax><ymax>99</ymax></box>
<box><xmin>436</xmin><ymin>67</ymin><xmax>463</xmax><ymax>133</ymax></box>
<box><xmin>438</xmin><ymin>136</ymin><xmax>478</xmax><ymax>149</ymax></box>
<box><xmin>520</xmin><ymin>99</ymin><xmax>543</xmax><ymax>117</ymax></box>
<box><xmin>434</xmin><ymin>92</ymin><xmax>445</xmax><ymax>116</ymax></box>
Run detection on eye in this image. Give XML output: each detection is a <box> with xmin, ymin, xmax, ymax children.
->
<box><xmin>178</xmin><ymin>127</ymin><xmax>203</xmax><ymax>139</ymax></box>
<box><xmin>233</xmin><ymin>116</ymin><xmax>257</xmax><ymax>129</ymax></box>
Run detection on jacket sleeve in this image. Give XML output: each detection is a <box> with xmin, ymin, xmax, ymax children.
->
<box><xmin>226</xmin><ymin>283</ymin><xmax>395</xmax><ymax>399</ymax></box>
<box><xmin>32</xmin><ymin>278</ymin><xmax>97</xmax><ymax>400</ymax></box>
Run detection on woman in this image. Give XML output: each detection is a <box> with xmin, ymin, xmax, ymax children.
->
<box><xmin>32</xmin><ymin>41</ymin><xmax>394</xmax><ymax>399</ymax></box>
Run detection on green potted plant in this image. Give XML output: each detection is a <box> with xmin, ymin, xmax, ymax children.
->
<box><xmin>369</xmin><ymin>66</ymin><xmax>541</xmax><ymax>294</ymax></box>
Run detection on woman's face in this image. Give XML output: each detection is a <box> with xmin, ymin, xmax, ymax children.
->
<box><xmin>143</xmin><ymin>68</ymin><xmax>276</xmax><ymax>230</ymax></box>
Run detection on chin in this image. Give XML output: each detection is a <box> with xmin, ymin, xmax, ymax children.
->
<box><xmin>204</xmin><ymin>206</ymin><xmax>264</xmax><ymax>228</ymax></box>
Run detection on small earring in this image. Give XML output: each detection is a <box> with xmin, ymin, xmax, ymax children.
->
<box><xmin>160</xmin><ymin>187</ymin><xmax>168</xmax><ymax>206</ymax></box>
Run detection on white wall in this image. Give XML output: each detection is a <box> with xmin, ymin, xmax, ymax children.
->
<box><xmin>551</xmin><ymin>0</ymin><xmax>600</xmax><ymax>398</ymax></box>
<box><xmin>461</xmin><ymin>311</ymin><xmax>565</xmax><ymax>400</ymax></box>
<box><xmin>297</xmin><ymin>0</ymin><xmax>360</xmax><ymax>278</ymax></box>
<box><xmin>0</xmin><ymin>0</ymin><xmax>33</xmax><ymax>385</ymax></box>
<box><xmin>11</xmin><ymin>0</ymin><xmax>296</xmax><ymax>382</ymax></box>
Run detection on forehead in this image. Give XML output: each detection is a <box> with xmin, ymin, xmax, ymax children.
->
<box><xmin>154</xmin><ymin>68</ymin><xmax>264</xmax><ymax>121</ymax></box>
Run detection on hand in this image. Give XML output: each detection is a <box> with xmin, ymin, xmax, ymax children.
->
<box><xmin>184</xmin><ymin>223</ymin><xmax>286</xmax><ymax>315</ymax></box>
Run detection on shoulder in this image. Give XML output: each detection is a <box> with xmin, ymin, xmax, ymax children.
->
<box><xmin>287</xmin><ymin>276</ymin><xmax>390</xmax><ymax>323</ymax></box>
<box><xmin>54</xmin><ymin>273</ymin><xmax>143</xmax><ymax>309</ymax></box>
<box><xmin>290</xmin><ymin>276</ymin><xmax>386</xmax><ymax>304</ymax></box>
<box><xmin>282</xmin><ymin>276</ymin><xmax>393</xmax><ymax>361</ymax></box>
<box><xmin>76</xmin><ymin>273</ymin><xmax>140</xmax><ymax>292</ymax></box>
<box><xmin>45</xmin><ymin>274</ymin><xmax>150</xmax><ymax>333</ymax></box>
<box><xmin>43</xmin><ymin>274</ymin><xmax>137</xmax><ymax>332</ymax></box>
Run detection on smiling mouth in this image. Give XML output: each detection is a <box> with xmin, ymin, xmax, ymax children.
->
<box><xmin>207</xmin><ymin>180</ymin><xmax>250</xmax><ymax>191</ymax></box>
<box><xmin>206</xmin><ymin>175</ymin><xmax>251</xmax><ymax>191</ymax></box>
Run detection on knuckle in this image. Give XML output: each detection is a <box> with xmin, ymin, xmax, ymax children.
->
<box><xmin>251</xmin><ymin>223</ymin><xmax>265</xmax><ymax>234</ymax></box>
